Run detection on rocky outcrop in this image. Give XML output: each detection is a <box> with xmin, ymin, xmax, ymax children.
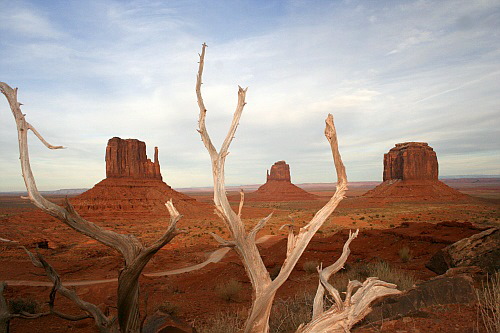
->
<box><xmin>358</xmin><ymin>272</ymin><xmax>477</xmax><ymax>327</ymax></box>
<box><xmin>383</xmin><ymin>142</ymin><xmax>438</xmax><ymax>181</ymax></box>
<box><xmin>71</xmin><ymin>137</ymin><xmax>209</xmax><ymax>219</ymax></box>
<box><xmin>426</xmin><ymin>227</ymin><xmax>500</xmax><ymax>274</ymax></box>
<box><xmin>364</xmin><ymin>142</ymin><xmax>468</xmax><ymax>201</ymax></box>
<box><xmin>244</xmin><ymin>161</ymin><xmax>317</xmax><ymax>202</ymax></box>
<box><xmin>105</xmin><ymin>137</ymin><xmax>162</xmax><ymax>180</ymax></box>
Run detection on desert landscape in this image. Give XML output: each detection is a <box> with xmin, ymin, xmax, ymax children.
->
<box><xmin>1</xmin><ymin>2</ymin><xmax>499</xmax><ymax>332</ymax></box>
<box><xmin>0</xmin><ymin>92</ymin><xmax>498</xmax><ymax>332</ymax></box>
<box><xmin>0</xmin><ymin>174</ymin><xmax>499</xmax><ymax>332</ymax></box>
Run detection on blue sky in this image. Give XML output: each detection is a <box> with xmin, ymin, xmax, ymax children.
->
<box><xmin>1</xmin><ymin>0</ymin><xmax>499</xmax><ymax>191</ymax></box>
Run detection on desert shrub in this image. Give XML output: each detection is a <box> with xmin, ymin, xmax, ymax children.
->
<box><xmin>269</xmin><ymin>292</ymin><xmax>314</xmax><ymax>333</ymax></box>
<box><xmin>302</xmin><ymin>260</ymin><xmax>319</xmax><ymax>274</ymax></box>
<box><xmin>216</xmin><ymin>279</ymin><xmax>242</xmax><ymax>302</ymax></box>
<box><xmin>476</xmin><ymin>271</ymin><xmax>500</xmax><ymax>333</ymax></box>
<box><xmin>398</xmin><ymin>246</ymin><xmax>413</xmax><ymax>263</ymax></box>
<box><xmin>196</xmin><ymin>310</ymin><xmax>245</xmax><ymax>333</ymax></box>
<box><xmin>155</xmin><ymin>300</ymin><xmax>178</xmax><ymax>316</ymax></box>
<box><xmin>329</xmin><ymin>260</ymin><xmax>415</xmax><ymax>292</ymax></box>
<box><xmin>9</xmin><ymin>297</ymin><xmax>40</xmax><ymax>314</ymax></box>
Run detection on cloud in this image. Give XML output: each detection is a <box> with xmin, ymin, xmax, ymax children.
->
<box><xmin>1</xmin><ymin>0</ymin><xmax>499</xmax><ymax>191</ymax></box>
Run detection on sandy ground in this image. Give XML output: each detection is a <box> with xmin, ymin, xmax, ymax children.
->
<box><xmin>0</xmin><ymin>179</ymin><xmax>498</xmax><ymax>332</ymax></box>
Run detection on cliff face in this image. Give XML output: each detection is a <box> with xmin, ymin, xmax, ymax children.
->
<box><xmin>364</xmin><ymin>142</ymin><xmax>467</xmax><ymax>202</ymax></box>
<box><xmin>267</xmin><ymin>161</ymin><xmax>291</xmax><ymax>182</ymax></box>
<box><xmin>105</xmin><ymin>137</ymin><xmax>162</xmax><ymax>180</ymax></box>
<box><xmin>383</xmin><ymin>142</ymin><xmax>438</xmax><ymax>181</ymax></box>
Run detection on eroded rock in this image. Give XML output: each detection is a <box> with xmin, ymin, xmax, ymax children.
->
<box><xmin>426</xmin><ymin>227</ymin><xmax>500</xmax><ymax>274</ymax></box>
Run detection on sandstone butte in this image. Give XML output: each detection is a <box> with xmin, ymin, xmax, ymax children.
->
<box><xmin>363</xmin><ymin>142</ymin><xmax>468</xmax><ymax>201</ymax></box>
<box><xmin>71</xmin><ymin>137</ymin><xmax>210</xmax><ymax>220</ymax></box>
<box><xmin>245</xmin><ymin>161</ymin><xmax>318</xmax><ymax>202</ymax></box>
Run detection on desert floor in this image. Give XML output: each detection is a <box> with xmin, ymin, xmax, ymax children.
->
<box><xmin>0</xmin><ymin>178</ymin><xmax>499</xmax><ymax>332</ymax></box>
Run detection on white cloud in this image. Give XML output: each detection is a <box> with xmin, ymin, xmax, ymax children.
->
<box><xmin>1</xmin><ymin>0</ymin><xmax>499</xmax><ymax>191</ymax></box>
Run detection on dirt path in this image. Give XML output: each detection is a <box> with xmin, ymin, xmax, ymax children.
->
<box><xmin>3</xmin><ymin>235</ymin><xmax>281</xmax><ymax>287</ymax></box>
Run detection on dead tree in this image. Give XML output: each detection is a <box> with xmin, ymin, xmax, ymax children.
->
<box><xmin>196</xmin><ymin>43</ymin><xmax>400</xmax><ymax>332</ymax></box>
<box><xmin>0</xmin><ymin>82</ymin><xmax>182</xmax><ymax>333</ymax></box>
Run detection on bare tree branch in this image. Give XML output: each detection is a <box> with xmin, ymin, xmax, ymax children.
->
<box><xmin>312</xmin><ymin>229</ymin><xmax>359</xmax><ymax>319</ymax></box>
<box><xmin>1</xmin><ymin>81</ymin><xmax>182</xmax><ymax>333</ymax></box>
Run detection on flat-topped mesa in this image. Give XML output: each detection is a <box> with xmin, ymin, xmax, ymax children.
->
<box><xmin>364</xmin><ymin>142</ymin><xmax>468</xmax><ymax>202</ymax></box>
<box><xmin>105</xmin><ymin>137</ymin><xmax>162</xmax><ymax>180</ymax></box>
<box><xmin>267</xmin><ymin>160</ymin><xmax>291</xmax><ymax>182</ymax></box>
<box><xmin>383</xmin><ymin>142</ymin><xmax>438</xmax><ymax>181</ymax></box>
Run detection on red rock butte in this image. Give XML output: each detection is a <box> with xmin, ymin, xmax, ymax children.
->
<box><xmin>246</xmin><ymin>161</ymin><xmax>318</xmax><ymax>202</ymax></box>
<box><xmin>71</xmin><ymin>137</ymin><xmax>209</xmax><ymax>220</ymax></box>
<box><xmin>364</xmin><ymin>142</ymin><xmax>468</xmax><ymax>201</ymax></box>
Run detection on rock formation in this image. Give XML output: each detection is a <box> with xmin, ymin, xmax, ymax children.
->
<box><xmin>267</xmin><ymin>160</ymin><xmax>291</xmax><ymax>182</ymax></box>
<box><xmin>383</xmin><ymin>142</ymin><xmax>438</xmax><ymax>181</ymax></box>
<box><xmin>364</xmin><ymin>142</ymin><xmax>468</xmax><ymax>201</ymax></box>
<box><xmin>71</xmin><ymin>137</ymin><xmax>209</xmax><ymax>220</ymax></box>
<box><xmin>105</xmin><ymin>137</ymin><xmax>162</xmax><ymax>180</ymax></box>
<box><xmin>245</xmin><ymin>161</ymin><xmax>318</xmax><ymax>202</ymax></box>
<box><xmin>426</xmin><ymin>227</ymin><xmax>500</xmax><ymax>274</ymax></box>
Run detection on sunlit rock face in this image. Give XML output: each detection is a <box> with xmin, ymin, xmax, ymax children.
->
<box><xmin>364</xmin><ymin>142</ymin><xmax>468</xmax><ymax>202</ymax></box>
<box><xmin>105</xmin><ymin>137</ymin><xmax>162</xmax><ymax>180</ymax></box>
<box><xmin>266</xmin><ymin>160</ymin><xmax>291</xmax><ymax>182</ymax></box>
<box><xmin>383</xmin><ymin>142</ymin><xmax>438</xmax><ymax>181</ymax></box>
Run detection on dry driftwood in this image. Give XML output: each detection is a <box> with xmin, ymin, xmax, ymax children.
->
<box><xmin>0</xmin><ymin>82</ymin><xmax>182</xmax><ymax>333</ymax></box>
<box><xmin>196</xmin><ymin>43</ymin><xmax>400</xmax><ymax>333</ymax></box>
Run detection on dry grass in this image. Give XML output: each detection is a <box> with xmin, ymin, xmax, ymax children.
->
<box><xmin>331</xmin><ymin>260</ymin><xmax>416</xmax><ymax>292</ymax></box>
<box><xmin>398</xmin><ymin>246</ymin><xmax>413</xmax><ymax>263</ymax></box>
<box><xmin>476</xmin><ymin>271</ymin><xmax>500</xmax><ymax>333</ymax></box>
<box><xmin>302</xmin><ymin>260</ymin><xmax>319</xmax><ymax>274</ymax></box>
<box><xmin>269</xmin><ymin>292</ymin><xmax>314</xmax><ymax>332</ymax></box>
<box><xmin>196</xmin><ymin>310</ymin><xmax>245</xmax><ymax>333</ymax></box>
<box><xmin>216</xmin><ymin>279</ymin><xmax>243</xmax><ymax>302</ymax></box>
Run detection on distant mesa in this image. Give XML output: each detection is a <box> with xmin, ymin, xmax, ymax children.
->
<box><xmin>71</xmin><ymin>137</ymin><xmax>209</xmax><ymax>219</ymax></box>
<box><xmin>244</xmin><ymin>160</ymin><xmax>318</xmax><ymax>202</ymax></box>
<box><xmin>364</xmin><ymin>142</ymin><xmax>468</xmax><ymax>201</ymax></box>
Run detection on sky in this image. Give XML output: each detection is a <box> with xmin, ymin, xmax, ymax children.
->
<box><xmin>0</xmin><ymin>0</ymin><xmax>499</xmax><ymax>191</ymax></box>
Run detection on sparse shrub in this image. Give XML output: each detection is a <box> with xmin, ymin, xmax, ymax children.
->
<box><xmin>361</xmin><ymin>260</ymin><xmax>415</xmax><ymax>291</ymax></box>
<box><xmin>398</xmin><ymin>246</ymin><xmax>413</xmax><ymax>263</ymax></box>
<box><xmin>9</xmin><ymin>297</ymin><xmax>40</xmax><ymax>314</ymax></box>
<box><xmin>155</xmin><ymin>300</ymin><xmax>178</xmax><ymax>315</ymax></box>
<box><xmin>216</xmin><ymin>279</ymin><xmax>242</xmax><ymax>302</ymax></box>
<box><xmin>270</xmin><ymin>292</ymin><xmax>314</xmax><ymax>333</ymax></box>
<box><xmin>476</xmin><ymin>271</ymin><xmax>500</xmax><ymax>333</ymax></box>
<box><xmin>330</xmin><ymin>260</ymin><xmax>415</xmax><ymax>292</ymax></box>
<box><xmin>302</xmin><ymin>260</ymin><xmax>319</xmax><ymax>274</ymax></box>
<box><xmin>196</xmin><ymin>310</ymin><xmax>245</xmax><ymax>333</ymax></box>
